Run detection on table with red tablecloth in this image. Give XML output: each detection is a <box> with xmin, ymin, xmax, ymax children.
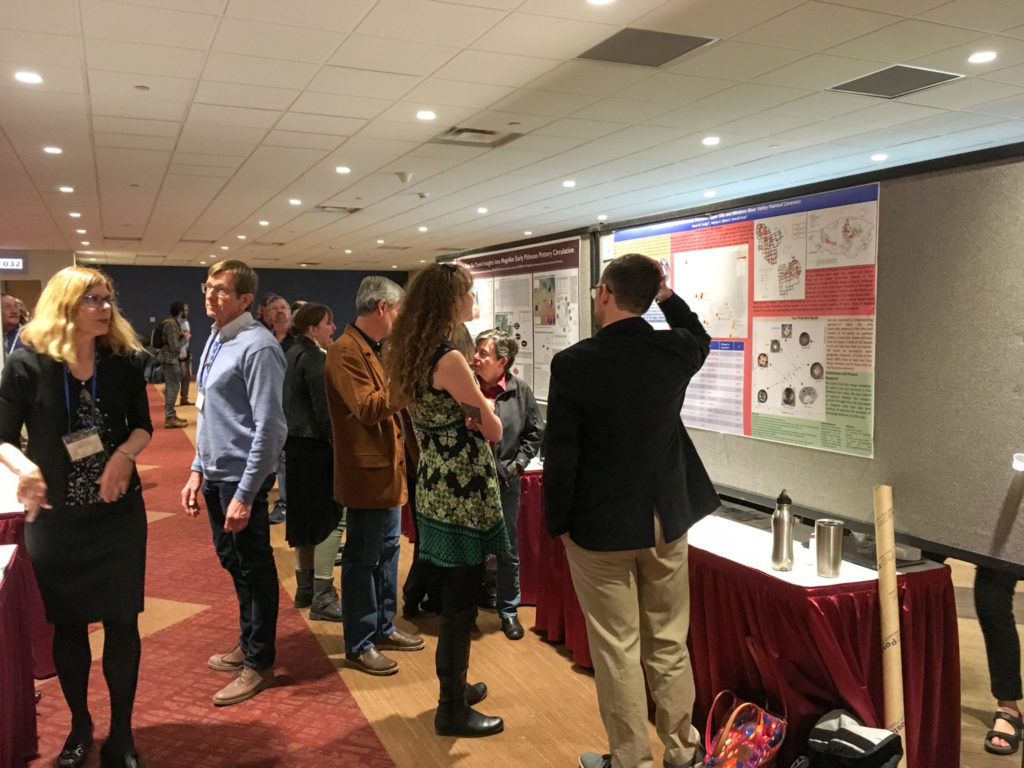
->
<box><xmin>1</xmin><ymin>544</ymin><xmax>39</xmax><ymax>767</ymax></box>
<box><xmin>0</xmin><ymin>511</ymin><xmax>56</xmax><ymax>680</ymax></box>
<box><xmin>517</xmin><ymin>472</ymin><xmax>960</xmax><ymax>768</ymax></box>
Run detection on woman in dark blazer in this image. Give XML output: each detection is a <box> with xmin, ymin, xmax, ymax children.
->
<box><xmin>283</xmin><ymin>302</ymin><xmax>344</xmax><ymax>621</ymax></box>
<box><xmin>0</xmin><ymin>266</ymin><xmax>152</xmax><ymax>768</ymax></box>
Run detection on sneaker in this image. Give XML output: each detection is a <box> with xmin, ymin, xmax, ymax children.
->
<box><xmin>579</xmin><ymin>752</ymin><xmax>612</xmax><ymax>768</ymax></box>
<box><xmin>268</xmin><ymin>499</ymin><xmax>286</xmax><ymax>524</ymax></box>
<box><xmin>207</xmin><ymin>644</ymin><xmax>245</xmax><ymax>673</ymax></box>
<box><xmin>212</xmin><ymin>666</ymin><xmax>275</xmax><ymax>706</ymax></box>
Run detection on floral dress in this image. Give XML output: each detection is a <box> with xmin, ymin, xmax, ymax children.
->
<box><xmin>411</xmin><ymin>343</ymin><xmax>509</xmax><ymax>567</ymax></box>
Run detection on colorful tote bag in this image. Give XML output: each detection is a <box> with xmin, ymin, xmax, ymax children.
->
<box><xmin>703</xmin><ymin>690</ymin><xmax>787</xmax><ymax>768</ymax></box>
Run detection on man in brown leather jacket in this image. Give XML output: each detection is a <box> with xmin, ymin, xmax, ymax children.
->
<box><xmin>325</xmin><ymin>275</ymin><xmax>423</xmax><ymax>675</ymax></box>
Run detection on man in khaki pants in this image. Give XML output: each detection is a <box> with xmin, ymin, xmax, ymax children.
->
<box><xmin>543</xmin><ymin>254</ymin><xmax>720</xmax><ymax>768</ymax></box>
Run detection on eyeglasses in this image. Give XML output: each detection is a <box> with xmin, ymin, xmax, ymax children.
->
<box><xmin>80</xmin><ymin>293</ymin><xmax>116</xmax><ymax>309</ymax></box>
<box><xmin>201</xmin><ymin>282</ymin><xmax>235</xmax><ymax>298</ymax></box>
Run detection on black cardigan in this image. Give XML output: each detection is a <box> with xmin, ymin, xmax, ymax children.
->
<box><xmin>0</xmin><ymin>347</ymin><xmax>153</xmax><ymax>509</ymax></box>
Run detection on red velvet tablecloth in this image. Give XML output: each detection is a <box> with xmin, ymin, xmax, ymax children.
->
<box><xmin>0</xmin><ymin>545</ymin><xmax>40</xmax><ymax>767</ymax></box>
<box><xmin>517</xmin><ymin>479</ymin><xmax>960</xmax><ymax>768</ymax></box>
<box><xmin>0</xmin><ymin>512</ymin><xmax>56</xmax><ymax>680</ymax></box>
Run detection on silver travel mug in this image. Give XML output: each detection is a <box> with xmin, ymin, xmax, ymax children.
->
<box><xmin>815</xmin><ymin>519</ymin><xmax>844</xmax><ymax>578</ymax></box>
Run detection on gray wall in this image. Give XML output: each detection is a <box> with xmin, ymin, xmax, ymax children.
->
<box><xmin>690</xmin><ymin>156</ymin><xmax>1024</xmax><ymax>566</ymax></box>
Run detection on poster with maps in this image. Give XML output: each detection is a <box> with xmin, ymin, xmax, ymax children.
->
<box><xmin>613</xmin><ymin>184</ymin><xmax>878</xmax><ymax>457</ymax></box>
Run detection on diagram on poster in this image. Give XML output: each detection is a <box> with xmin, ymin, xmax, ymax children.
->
<box><xmin>751</xmin><ymin>318</ymin><xmax>826</xmax><ymax>421</ymax></box>
<box><xmin>754</xmin><ymin>213</ymin><xmax>806</xmax><ymax>301</ymax></box>
<box><xmin>807</xmin><ymin>201</ymin><xmax>876</xmax><ymax>269</ymax></box>
<box><xmin>673</xmin><ymin>244</ymin><xmax>748</xmax><ymax>339</ymax></box>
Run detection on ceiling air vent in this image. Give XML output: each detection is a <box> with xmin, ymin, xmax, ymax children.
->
<box><xmin>314</xmin><ymin>205</ymin><xmax>362</xmax><ymax>214</ymax></box>
<box><xmin>829</xmin><ymin>65</ymin><xmax>962</xmax><ymax>99</ymax></box>
<box><xmin>429</xmin><ymin>127</ymin><xmax>522</xmax><ymax>149</ymax></box>
<box><xmin>578</xmin><ymin>29</ymin><xmax>715</xmax><ymax>68</ymax></box>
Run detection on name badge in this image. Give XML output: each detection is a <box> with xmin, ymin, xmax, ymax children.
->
<box><xmin>195</xmin><ymin>390</ymin><xmax>205</xmax><ymax>411</ymax></box>
<box><xmin>62</xmin><ymin>428</ymin><xmax>106</xmax><ymax>462</ymax></box>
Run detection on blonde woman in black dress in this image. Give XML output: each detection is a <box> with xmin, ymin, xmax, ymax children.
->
<box><xmin>0</xmin><ymin>266</ymin><xmax>152</xmax><ymax>768</ymax></box>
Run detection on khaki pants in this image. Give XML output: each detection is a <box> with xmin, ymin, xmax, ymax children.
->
<box><xmin>565</xmin><ymin>517</ymin><xmax>700</xmax><ymax>768</ymax></box>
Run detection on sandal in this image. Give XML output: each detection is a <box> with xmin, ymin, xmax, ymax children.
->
<box><xmin>985</xmin><ymin>709</ymin><xmax>1024</xmax><ymax>755</ymax></box>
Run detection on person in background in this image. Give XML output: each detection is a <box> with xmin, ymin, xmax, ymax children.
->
<box><xmin>472</xmin><ymin>328</ymin><xmax>543</xmax><ymax>640</ymax></box>
<box><xmin>283</xmin><ymin>302</ymin><xmax>344</xmax><ymax>622</ymax></box>
<box><xmin>156</xmin><ymin>302</ymin><xmax>187</xmax><ymax>429</ymax></box>
<box><xmin>975</xmin><ymin>566</ymin><xmax>1024</xmax><ymax>755</ymax></box>
<box><xmin>2</xmin><ymin>292</ymin><xmax>26</xmax><ymax>366</ymax></box>
<box><xmin>178</xmin><ymin>303</ymin><xmax>193</xmax><ymax>406</ymax></box>
<box><xmin>0</xmin><ymin>266</ymin><xmax>152</xmax><ymax>768</ymax></box>
<box><xmin>180</xmin><ymin>260</ymin><xmax>287</xmax><ymax>707</ymax></box>
<box><xmin>260</xmin><ymin>293</ymin><xmax>292</xmax><ymax>524</ymax></box>
<box><xmin>544</xmin><ymin>254</ymin><xmax>719</xmax><ymax>768</ymax></box>
<box><xmin>325</xmin><ymin>276</ymin><xmax>424</xmax><ymax>676</ymax></box>
<box><xmin>386</xmin><ymin>263</ymin><xmax>508</xmax><ymax>737</ymax></box>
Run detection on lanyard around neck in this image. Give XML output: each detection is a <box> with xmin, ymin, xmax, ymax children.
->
<box><xmin>63</xmin><ymin>348</ymin><xmax>99</xmax><ymax>434</ymax></box>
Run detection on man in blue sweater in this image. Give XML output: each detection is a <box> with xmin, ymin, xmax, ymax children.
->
<box><xmin>180</xmin><ymin>259</ymin><xmax>287</xmax><ymax>707</ymax></box>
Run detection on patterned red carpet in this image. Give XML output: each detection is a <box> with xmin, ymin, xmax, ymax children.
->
<box><xmin>32</xmin><ymin>386</ymin><xmax>395</xmax><ymax>768</ymax></box>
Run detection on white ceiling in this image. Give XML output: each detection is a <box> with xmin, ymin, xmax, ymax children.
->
<box><xmin>1</xmin><ymin>0</ymin><xmax>1023</xmax><ymax>271</ymax></box>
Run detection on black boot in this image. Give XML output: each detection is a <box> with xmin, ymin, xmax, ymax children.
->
<box><xmin>310</xmin><ymin>578</ymin><xmax>343</xmax><ymax>622</ymax></box>
<box><xmin>293</xmin><ymin>569</ymin><xmax>314</xmax><ymax>609</ymax></box>
<box><xmin>434</xmin><ymin>606</ymin><xmax>503</xmax><ymax>737</ymax></box>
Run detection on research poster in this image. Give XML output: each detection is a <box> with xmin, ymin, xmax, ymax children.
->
<box><xmin>613</xmin><ymin>184</ymin><xmax>878</xmax><ymax>457</ymax></box>
<box><xmin>457</xmin><ymin>238</ymin><xmax>581</xmax><ymax>400</ymax></box>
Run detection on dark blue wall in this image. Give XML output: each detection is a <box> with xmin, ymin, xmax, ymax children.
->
<box><xmin>103</xmin><ymin>264</ymin><xmax>409</xmax><ymax>357</ymax></box>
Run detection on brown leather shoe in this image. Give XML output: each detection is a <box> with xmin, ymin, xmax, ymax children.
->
<box><xmin>212</xmin><ymin>666</ymin><xmax>274</xmax><ymax>706</ymax></box>
<box><xmin>375</xmin><ymin>629</ymin><xmax>425</xmax><ymax>652</ymax></box>
<box><xmin>208</xmin><ymin>645</ymin><xmax>244</xmax><ymax>673</ymax></box>
<box><xmin>345</xmin><ymin>647</ymin><xmax>398</xmax><ymax>675</ymax></box>
<box><xmin>164</xmin><ymin>416</ymin><xmax>188</xmax><ymax>429</ymax></box>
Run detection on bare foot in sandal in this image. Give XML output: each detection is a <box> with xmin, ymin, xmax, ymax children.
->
<box><xmin>985</xmin><ymin>701</ymin><xmax>1023</xmax><ymax>755</ymax></box>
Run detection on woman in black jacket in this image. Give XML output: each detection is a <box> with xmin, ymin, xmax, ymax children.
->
<box><xmin>283</xmin><ymin>303</ymin><xmax>344</xmax><ymax>620</ymax></box>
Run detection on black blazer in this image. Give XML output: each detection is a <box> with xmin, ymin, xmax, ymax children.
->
<box><xmin>283</xmin><ymin>335</ymin><xmax>331</xmax><ymax>442</ymax></box>
<box><xmin>543</xmin><ymin>294</ymin><xmax>720</xmax><ymax>551</ymax></box>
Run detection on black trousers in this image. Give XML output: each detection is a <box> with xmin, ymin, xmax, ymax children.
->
<box><xmin>975</xmin><ymin>565</ymin><xmax>1022</xmax><ymax>701</ymax></box>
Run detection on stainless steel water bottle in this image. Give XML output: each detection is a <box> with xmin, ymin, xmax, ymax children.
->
<box><xmin>771</xmin><ymin>489</ymin><xmax>794</xmax><ymax>571</ymax></box>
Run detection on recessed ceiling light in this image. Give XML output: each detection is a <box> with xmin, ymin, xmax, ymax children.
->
<box><xmin>416</xmin><ymin>110</ymin><xmax>436</xmax><ymax>121</ymax></box>
<box><xmin>258</xmin><ymin>220</ymin><xmax>269</xmax><ymax>226</ymax></box>
<box><xmin>237</xmin><ymin>234</ymin><xmax>246</xmax><ymax>240</ymax></box>
<box><xmin>15</xmin><ymin>71</ymin><xmax>43</xmax><ymax>84</ymax></box>
<box><xmin>418</xmin><ymin>226</ymin><xmax>428</xmax><ymax>232</ymax></box>
<box><xmin>289</xmin><ymin>198</ymin><xmax>301</xmax><ymax>205</ymax></box>
<box><xmin>477</xmin><ymin>207</ymin><xmax>488</xmax><ymax>214</ymax></box>
<box><xmin>69</xmin><ymin>212</ymin><xmax>81</xmax><ymax>218</ymax></box>
<box><xmin>704</xmin><ymin>190</ymin><xmax>716</xmax><ymax>198</ymax></box>
<box><xmin>44</xmin><ymin>146</ymin><xmax>62</xmax><ymax>154</ymax></box>
<box><xmin>871</xmin><ymin>153</ymin><xmax>888</xmax><ymax>162</ymax></box>
<box><xmin>220</xmin><ymin>245</ymin><xmax>229</xmax><ymax>250</ymax></box>
<box><xmin>76</xmin><ymin>228</ymin><xmax>86</xmax><ymax>234</ymax></box>
<box><xmin>59</xmin><ymin>186</ymin><xmax>74</xmax><ymax>193</ymax></box>
<box><xmin>81</xmin><ymin>241</ymin><xmax>90</xmax><ymax>246</ymax></box>
<box><xmin>345</xmin><ymin>249</ymin><xmax>352</xmax><ymax>254</ymax></box>
<box><xmin>702</xmin><ymin>136</ymin><xmax>720</xmax><ymax>146</ymax></box>
<box><xmin>335</xmin><ymin>166</ymin><xmax>351</xmax><ymax>174</ymax></box>
<box><xmin>377</xmin><ymin>239</ymin><xmax>385</xmax><ymax>244</ymax></box>
<box><xmin>968</xmin><ymin>51</ymin><xmax>997</xmax><ymax>64</ymax></box>
<box><xmin>563</xmin><ymin>180</ymin><xmax>576</xmax><ymax>188</ymax></box>
<box><xmin>524</xmin><ymin>230</ymin><xmax>532</xmax><ymax>236</ymax></box>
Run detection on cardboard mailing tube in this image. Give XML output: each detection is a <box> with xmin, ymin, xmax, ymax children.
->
<box><xmin>873</xmin><ymin>485</ymin><xmax>907</xmax><ymax>768</ymax></box>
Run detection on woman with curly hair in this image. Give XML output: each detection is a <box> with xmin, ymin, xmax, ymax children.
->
<box><xmin>0</xmin><ymin>266</ymin><xmax>152</xmax><ymax>768</ymax></box>
<box><xmin>385</xmin><ymin>262</ymin><xmax>509</xmax><ymax>738</ymax></box>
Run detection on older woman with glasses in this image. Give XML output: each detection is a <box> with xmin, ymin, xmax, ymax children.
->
<box><xmin>0</xmin><ymin>266</ymin><xmax>152</xmax><ymax>768</ymax></box>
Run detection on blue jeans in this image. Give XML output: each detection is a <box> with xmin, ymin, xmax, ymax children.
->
<box><xmin>497</xmin><ymin>482</ymin><xmax>521</xmax><ymax>619</ymax></box>
<box><xmin>202</xmin><ymin>476</ymin><xmax>278</xmax><ymax>670</ymax></box>
<box><xmin>341</xmin><ymin>507</ymin><xmax>401</xmax><ymax>655</ymax></box>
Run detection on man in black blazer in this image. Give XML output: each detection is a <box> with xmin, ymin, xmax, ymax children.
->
<box><xmin>544</xmin><ymin>253</ymin><xmax>719</xmax><ymax>768</ymax></box>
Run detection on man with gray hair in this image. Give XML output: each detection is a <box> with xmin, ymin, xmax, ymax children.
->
<box><xmin>325</xmin><ymin>275</ymin><xmax>424</xmax><ymax>676</ymax></box>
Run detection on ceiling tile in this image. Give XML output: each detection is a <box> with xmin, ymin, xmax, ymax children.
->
<box><xmin>224</xmin><ymin>0</ymin><xmax>376</xmax><ymax>32</ymax></box>
<box><xmin>436</xmin><ymin>50</ymin><xmax>560</xmax><ymax>88</ymax></box>
<box><xmin>471</xmin><ymin>13</ymin><xmax>617</xmax><ymax>59</ymax></box>
<box><xmin>195</xmin><ymin>81</ymin><xmax>298</xmax><ymax>111</ymax></box>
<box><xmin>84</xmin><ymin>39</ymin><xmax>205</xmax><ymax>79</ymax></box>
<box><xmin>327</xmin><ymin>35</ymin><xmax>459</xmax><ymax>76</ymax></box>
<box><xmin>733</xmin><ymin>2</ymin><xmax>897</xmax><ymax>52</ymax></box>
<box><xmin>82</xmin><ymin>0</ymin><xmax>218</xmax><ymax>48</ymax></box>
<box><xmin>276</xmin><ymin>112</ymin><xmax>367</xmax><ymax>135</ymax></box>
<box><xmin>306</xmin><ymin>67</ymin><xmax>422</xmax><ymax>99</ymax></box>
<box><xmin>213</xmin><ymin>17</ymin><xmax>344</xmax><ymax>63</ymax></box>
<box><xmin>919</xmin><ymin>0</ymin><xmax>1024</xmax><ymax>33</ymax></box>
<box><xmin>290</xmin><ymin>92</ymin><xmax>391</xmax><ymax>119</ymax></box>
<box><xmin>202</xmin><ymin>52</ymin><xmax>318</xmax><ymax>89</ymax></box>
<box><xmin>0</xmin><ymin>30</ymin><xmax>83</xmax><ymax>67</ymax></box>
<box><xmin>356</xmin><ymin>0</ymin><xmax>506</xmax><ymax>47</ymax></box>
